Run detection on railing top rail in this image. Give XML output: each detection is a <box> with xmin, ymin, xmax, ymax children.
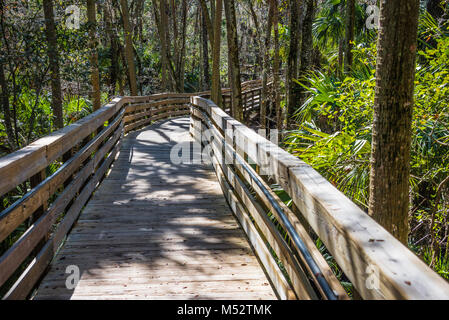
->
<box><xmin>0</xmin><ymin>97</ymin><xmax>127</xmax><ymax>199</ymax></box>
<box><xmin>122</xmin><ymin>79</ymin><xmax>262</xmax><ymax>102</ymax></box>
<box><xmin>0</xmin><ymin>85</ymin><xmax>263</xmax><ymax>300</ymax></box>
<box><xmin>190</xmin><ymin>96</ymin><xmax>449</xmax><ymax>300</ymax></box>
<box><xmin>0</xmin><ymin>81</ymin><xmax>263</xmax><ymax>195</ymax></box>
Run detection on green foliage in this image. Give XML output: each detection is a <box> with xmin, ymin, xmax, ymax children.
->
<box><xmin>285</xmin><ymin>25</ymin><xmax>449</xmax><ymax>279</ymax></box>
<box><xmin>313</xmin><ymin>0</ymin><xmax>345</xmax><ymax>49</ymax></box>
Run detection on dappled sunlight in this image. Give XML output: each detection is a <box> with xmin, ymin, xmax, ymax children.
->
<box><xmin>33</xmin><ymin>117</ymin><xmax>275</xmax><ymax>300</ymax></box>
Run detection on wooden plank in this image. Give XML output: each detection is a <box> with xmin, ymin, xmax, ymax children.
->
<box><xmin>202</xmin><ymin>120</ymin><xmax>317</xmax><ymax>299</ymax></box>
<box><xmin>0</xmin><ymin>123</ymin><xmax>121</xmax><ymax>286</ymax></box>
<box><xmin>0</xmin><ymin>144</ymin><xmax>47</xmax><ymax>199</ymax></box>
<box><xmin>124</xmin><ymin>101</ymin><xmax>188</xmax><ymax>122</ymax></box>
<box><xmin>36</xmin><ymin>281</ymin><xmax>273</xmax><ymax>297</ymax></box>
<box><xmin>215</xmin><ymin>160</ymin><xmax>313</xmax><ymax>299</ymax></box>
<box><xmin>215</xmin><ymin>165</ymin><xmax>295</xmax><ymax>300</ymax></box>
<box><xmin>30</xmin><ymin>116</ymin><xmax>276</xmax><ymax>300</ymax></box>
<box><xmin>0</xmin><ymin>124</ymin><xmax>121</xmax><ymax>289</ymax></box>
<box><xmin>191</xmin><ymin>96</ymin><xmax>449</xmax><ymax>300</ymax></box>
<box><xmin>204</xmin><ymin>145</ymin><xmax>294</xmax><ymax>300</ymax></box>
<box><xmin>0</xmin><ymin>97</ymin><xmax>126</xmax><ymax>198</ymax></box>
<box><xmin>0</xmin><ymin>109</ymin><xmax>124</xmax><ymax>243</ymax></box>
<box><xmin>3</xmin><ymin>135</ymin><xmax>121</xmax><ymax>300</ymax></box>
<box><xmin>34</xmin><ymin>292</ymin><xmax>276</xmax><ymax>301</ymax></box>
<box><xmin>130</xmin><ymin>104</ymin><xmax>188</xmax><ymax>123</ymax></box>
<box><xmin>124</xmin><ymin>110</ymin><xmax>190</xmax><ymax>133</ymax></box>
<box><xmin>202</xmin><ymin>117</ymin><xmax>348</xmax><ymax>299</ymax></box>
<box><xmin>0</xmin><ymin>156</ymin><xmax>94</xmax><ymax>288</ymax></box>
<box><xmin>125</xmin><ymin>98</ymin><xmax>189</xmax><ymax>114</ymax></box>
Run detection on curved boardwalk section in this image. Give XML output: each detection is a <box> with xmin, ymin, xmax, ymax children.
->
<box><xmin>34</xmin><ymin>117</ymin><xmax>276</xmax><ymax>300</ymax></box>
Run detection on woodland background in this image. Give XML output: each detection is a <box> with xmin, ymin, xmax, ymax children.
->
<box><xmin>0</xmin><ymin>0</ymin><xmax>448</xmax><ymax>287</ymax></box>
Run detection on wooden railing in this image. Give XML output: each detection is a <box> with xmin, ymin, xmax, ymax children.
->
<box><xmin>189</xmin><ymin>96</ymin><xmax>449</xmax><ymax>300</ymax></box>
<box><xmin>0</xmin><ymin>97</ymin><xmax>126</xmax><ymax>299</ymax></box>
<box><xmin>0</xmin><ymin>81</ymin><xmax>263</xmax><ymax>300</ymax></box>
<box><xmin>123</xmin><ymin>93</ymin><xmax>193</xmax><ymax>133</ymax></box>
<box><xmin>2</xmin><ymin>80</ymin><xmax>448</xmax><ymax>300</ymax></box>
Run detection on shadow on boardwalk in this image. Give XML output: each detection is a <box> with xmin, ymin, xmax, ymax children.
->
<box><xmin>33</xmin><ymin>117</ymin><xmax>276</xmax><ymax>300</ymax></box>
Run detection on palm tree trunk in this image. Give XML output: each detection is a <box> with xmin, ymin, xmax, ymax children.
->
<box><xmin>272</xmin><ymin>0</ymin><xmax>281</xmax><ymax>130</ymax></box>
<box><xmin>296</xmin><ymin>0</ymin><xmax>314</xmax><ymax>123</ymax></box>
<box><xmin>201</xmin><ymin>5</ymin><xmax>210</xmax><ymax>91</ymax></box>
<box><xmin>104</xmin><ymin>0</ymin><xmax>119</xmax><ymax>96</ymax></box>
<box><xmin>178</xmin><ymin>0</ymin><xmax>187</xmax><ymax>91</ymax></box>
<box><xmin>368</xmin><ymin>0</ymin><xmax>420</xmax><ymax>245</ymax></box>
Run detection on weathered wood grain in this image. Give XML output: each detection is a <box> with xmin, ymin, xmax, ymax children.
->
<box><xmin>0</xmin><ymin>110</ymin><xmax>124</xmax><ymax>243</ymax></box>
<box><xmin>3</xmin><ymin>135</ymin><xmax>122</xmax><ymax>300</ymax></box>
<box><xmin>200</xmin><ymin>115</ymin><xmax>348</xmax><ymax>299</ymax></box>
<box><xmin>191</xmin><ymin>96</ymin><xmax>449</xmax><ymax>300</ymax></box>
<box><xmin>0</xmin><ymin>98</ymin><xmax>125</xmax><ymax>198</ymax></box>
<box><xmin>201</xmin><ymin>118</ymin><xmax>316</xmax><ymax>299</ymax></box>
<box><xmin>0</xmin><ymin>122</ymin><xmax>123</xmax><ymax>290</ymax></box>
<box><xmin>32</xmin><ymin>117</ymin><xmax>277</xmax><ymax>300</ymax></box>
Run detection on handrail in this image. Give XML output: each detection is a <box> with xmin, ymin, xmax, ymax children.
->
<box><xmin>189</xmin><ymin>96</ymin><xmax>449</xmax><ymax>300</ymax></box>
<box><xmin>0</xmin><ymin>81</ymin><xmax>264</xmax><ymax>300</ymax></box>
<box><xmin>2</xmin><ymin>82</ymin><xmax>448</xmax><ymax>300</ymax></box>
<box><xmin>0</xmin><ymin>97</ymin><xmax>127</xmax><ymax>299</ymax></box>
<box><xmin>195</xmin><ymin>106</ymin><xmax>339</xmax><ymax>300</ymax></box>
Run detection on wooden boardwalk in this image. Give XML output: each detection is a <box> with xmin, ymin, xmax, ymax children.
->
<box><xmin>33</xmin><ymin>117</ymin><xmax>276</xmax><ymax>300</ymax></box>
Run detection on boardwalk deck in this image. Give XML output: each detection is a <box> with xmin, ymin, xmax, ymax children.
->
<box><xmin>33</xmin><ymin>117</ymin><xmax>277</xmax><ymax>300</ymax></box>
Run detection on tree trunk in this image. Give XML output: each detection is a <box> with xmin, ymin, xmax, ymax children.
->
<box><xmin>171</xmin><ymin>0</ymin><xmax>179</xmax><ymax>72</ymax></box>
<box><xmin>211</xmin><ymin>0</ymin><xmax>223</xmax><ymax>107</ymax></box>
<box><xmin>120</xmin><ymin>0</ymin><xmax>138</xmax><ymax>96</ymax></box>
<box><xmin>272</xmin><ymin>0</ymin><xmax>281</xmax><ymax>130</ymax></box>
<box><xmin>176</xmin><ymin>0</ymin><xmax>187</xmax><ymax>92</ymax></box>
<box><xmin>201</xmin><ymin>5</ymin><xmax>210</xmax><ymax>91</ymax></box>
<box><xmin>157</xmin><ymin>0</ymin><xmax>179</xmax><ymax>92</ymax></box>
<box><xmin>299</xmin><ymin>0</ymin><xmax>314</xmax><ymax>76</ymax></box>
<box><xmin>338</xmin><ymin>1</ymin><xmax>344</xmax><ymax>74</ymax></box>
<box><xmin>199</xmin><ymin>0</ymin><xmax>214</xmax><ymax>47</ymax></box>
<box><xmin>87</xmin><ymin>0</ymin><xmax>102</xmax><ymax>110</ymax></box>
<box><xmin>344</xmin><ymin>0</ymin><xmax>355</xmax><ymax>73</ymax></box>
<box><xmin>295</xmin><ymin>0</ymin><xmax>314</xmax><ymax>126</ymax></box>
<box><xmin>43</xmin><ymin>0</ymin><xmax>63</xmax><ymax>129</ymax></box>
<box><xmin>286</xmin><ymin>0</ymin><xmax>300</xmax><ymax>129</ymax></box>
<box><xmin>0</xmin><ymin>60</ymin><xmax>15</xmax><ymax>150</ymax></box>
<box><xmin>368</xmin><ymin>0</ymin><xmax>420</xmax><ymax>245</ymax></box>
<box><xmin>260</xmin><ymin>0</ymin><xmax>274</xmax><ymax>130</ymax></box>
<box><xmin>224</xmin><ymin>0</ymin><xmax>243</xmax><ymax>122</ymax></box>
<box><xmin>104</xmin><ymin>0</ymin><xmax>119</xmax><ymax>96</ymax></box>
<box><xmin>248</xmin><ymin>0</ymin><xmax>263</xmax><ymax>76</ymax></box>
<box><xmin>180</xmin><ymin>0</ymin><xmax>187</xmax><ymax>91</ymax></box>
